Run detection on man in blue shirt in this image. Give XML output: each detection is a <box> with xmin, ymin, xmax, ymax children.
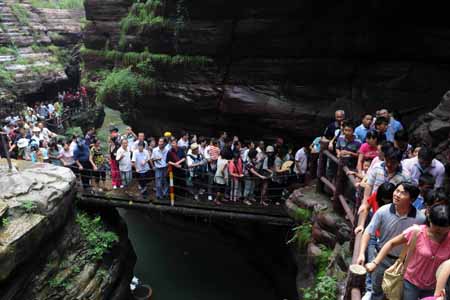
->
<box><xmin>379</xmin><ymin>109</ymin><xmax>403</xmax><ymax>142</ymax></box>
<box><xmin>74</xmin><ymin>138</ymin><xmax>93</xmax><ymax>189</ymax></box>
<box><xmin>354</xmin><ymin>113</ymin><xmax>373</xmax><ymax>142</ymax></box>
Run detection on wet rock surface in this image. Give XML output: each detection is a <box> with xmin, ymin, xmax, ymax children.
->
<box><xmin>411</xmin><ymin>90</ymin><xmax>450</xmax><ymax>169</ymax></box>
<box><xmin>0</xmin><ymin>160</ymin><xmax>136</xmax><ymax>300</ymax></box>
<box><xmin>83</xmin><ymin>0</ymin><xmax>450</xmax><ymax>139</ymax></box>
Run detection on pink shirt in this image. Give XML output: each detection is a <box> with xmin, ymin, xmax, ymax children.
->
<box><xmin>403</xmin><ymin>225</ymin><xmax>450</xmax><ymax>289</ymax></box>
<box><xmin>358</xmin><ymin>143</ymin><xmax>378</xmax><ymax>159</ymax></box>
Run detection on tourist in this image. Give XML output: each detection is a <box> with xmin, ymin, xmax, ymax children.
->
<box><xmin>29</xmin><ymin>142</ymin><xmax>40</xmax><ymax>163</ymax></box>
<box><xmin>166</xmin><ymin>139</ymin><xmax>186</xmax><ymax>196</ymax></box>
<box><xmin>25</xmin><ymin>110</ymin><xmax>38</xmax><ymax>126</ymax></box>
<box><xmin>355</xmin><ymin>113</ymin><xmax>373</xmax><ymax>142</ymax></box>
<box><xmin>357</xmin><ymin>148</ymin><xmax>408</xmax><ymax>226</ymax></box>
<box><xmin>358</xmin><ymin>182</ymin><xmax>426</xmax><ymax>300</ymax></box>
<box><xmin>39</xmin><ymin>140</ymin><xmax>49</xmax><ymax>163</ymax></box>
<box><xmin>132</xmin><ymin>141</ymin><xmax>151</xmax><ymax>195</ymax></box>
<box><xmin>407</xmin><ymin>147</ymin><xmax>445</xmax><ymax>189</ymax></box>
<box><xmin>374</xmin><ymin>116</ymin><xmax>389</xmax><ymax>142</ymax></box>
<box><xmin>151</xmin><ymin>137</ymin><xmax>169</xmax><ymax>200</ymax></box>
<box><xmin>48</xmin><ymin>141</ymin><xmax>62</xmax><ymax>166</ymax></box>
<box><xmin>433</xmin><ymin>259</ymin><xmax>450</xmax><ymax>299</ymax></box>
<box><xmin>378</xmin><ymin>108</ymin><xmax>403</xmax><ymax>142</ymax></box>
<box><xmin>37</xmin><ymin>102</ymin><xmax>49</xmax><ymax>120</ymax></box>
<box><xmin>357</xmin><ymin>130</ymin><xmax>379</xmax><ymax>173</ymax></box>
<box><xmin>84</xmin><ymin>127</ymin><xmax>96</xmax><ymax>147</ymax></box>
<box><xmin>323</xmin><ymin>110</ymin><xmax>345</xmax><ymax>140</ymax></box>
<box><xmin>73</xmin><ymin>138</ymin><xmax>92</xmax><ymax>190</ymax></box>
<box><xmin>393</xmin><ymin>129</ymin><xmax>412</xmax><ymax>160</ymax></box>
<box><xmin>244</xmin><ymin>149</ymin><xmax>267</xmax><ymax>206</ymax></box>
<box><xmin>294</xmin><ymin>144</ymin><xmax>309</xmax><ymax>183</ymax></box>
<box><xmin>123</xmin><ymin>127</ymin><xmax>137</xmax><ymax>151</ymax></box>
<box><xmin>228</xmin><ymin>150</ymin><xmax>243</xmax><ymax>202</ymax></box>
<box><xmin>177</xmin><ymin>131</ymin><xmax>190</xmax><ymax>152</ymax></box>
<box><xmin>31</xmin><ymin>127</ymin><xmax>41</xmax><ymax>143</ymax></box>
<box><xmin>413</xmin><ymin>174</ymin><xmax>435</xmax><ymax>210</ymax></box>
<box><xmin>214</xmin><ymin>149</ymin><xmax>230</xmax><ymax>202</ymax></box>
<box><xmin>186</xmin><ymin>143</ymin><xmax>207</xmax><ymax>200</ymax></box>
<box><xmin>132</xmin><ymin>132</ymin><xmax>148</xmax><ymax>152</ymax></box>
<box><xmin>37</xmin><ymin>122</ymin><xmax>57</xmax><ymax>142</ymax></box>
<box><xmin>89</xmin><ymin>139</ymin><xmax>107</xmax><ymax>192</ymax></box>
<box><xmin>69</xmin><ymin>134</ymin><xmax>78</xmax><ymax>153</ymax></box>
<box><xmin>109</xmin><ymin>127</ymin><xmax>122</xmax><ymax>189</ymax></box>
<box><xmin>335</xmin><ymin>120</ymin><xmax>361</xmax><ymax>169</ymax></box>
<box><xmin>218</xmin><ymin>131</ymin><xmax>227</xmax><ymax>150</ymax></box>
<box><xmin>116</xmin><ymin>139</ymin><xmax>132</xmax><ymax>188</ymax></box>
<box><xmin>60</xmin><ymin>142</ymin><xmax>76</xmax><ymax>169</ymax></box>
<box><xmin>366</xmin><ymin>204</ymin><xmax>450</xmax><ymax>300</ymax></box>
<box><xmin>205</xmin><ymin>138</ymin><xmax>220</xmax><ymax>201</ymax></box>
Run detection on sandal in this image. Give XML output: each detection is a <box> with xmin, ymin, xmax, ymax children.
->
<box><xmin>243</xmin><ymin>200</ymin><xmax>252</xmax><ymax>206</ymax></box>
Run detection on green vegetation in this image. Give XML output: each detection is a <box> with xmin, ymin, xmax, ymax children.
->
<box><xmin>0</xmin><ymin>45</ymin><xmax>19</xmax><ymax>56</ymax></box>
<box><xmin>80</xmin><ymin>47</ymin><xmax>212</xmax><ymax>67</ymax></box>
<box><xmin>288</xmin><ymin>223</ymin><xmax>312</xmax><ymax>249</ymax></box>
<box><xmin>20</xmin><ymin>200</ymin><xmax>38</xmax><ymax>213</ymax></box>
<box><xmin>49</xmin><ymin>276</ymin><xmax>69</xmax><ymax>289</ymax></box>
<box><xmin>96</xmin><ymin>68</ymin><xmax>155</xmax><ymax>104</ymax></box>
<box><xmin>293</xmin><ymin>207</ymin><xmax>312</xmax><ymax>222</ymax></box>
<box><xmin>30</xmin><ymin>0</ymin><xmax>84</xmax><ymax>9</ymax></box>
<box><xmin>302</xmin><ymin>275</ymin><xmax>337</xmax><ymax>300</ymax></box>
<box><xmin>65</xmin><ymin>126</ymin><xmax>83</xmax><ymax>139</ymax></box>
<box><xmin>316</xmin><ymin>245</ymin><xmax>333</xmax><ymax>277</ymax></box>
<box><xmin>76</xmin><ymin>212</ymin><xmax>119</xmax><ymax>261</ymax></box>
<box><xmin>11</xmin><ymin>4</ymin><xmax>29</xmax><ymax>26</ymax></box>
<box><xmin>0</xmin><ymin>68</ymin><xmax>15</xmax><ymax>87</ymax></box>
<box><xmin>2</xmin><ymin>217</ymin><xmax>10</xmax><ymax>227</ymax></box>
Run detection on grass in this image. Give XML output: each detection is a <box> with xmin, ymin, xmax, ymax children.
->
<box><xmin>80</xmin><ymin>47</ymin><xmax>212</xmax><ymax>68</ymax></box>
<box><xmin>0</xmin><ymin>68</ymin><xmax>15</xmax><ymax>87</ymax></box>
<box><xmin>0</xmin><ymin>45</ymin><xmax>19</xmax><ymax>56</ymax></box>
<box><xmin>287</xmin><ymin>223</ymin><xmax>312</xmax><ymax>249</ymax></box>
<box><xmin>30</xmin><ymin>0</ymin><xmax>85</xmax><ymax>9</ymax></box>
<box><xmin>20</xmin><ymin>200</ymin><xmax>38</xmax><ymax>213</ymax></box>
<box><xmin>11</xmin><ymin>4</ymin><xmax>30</xmax><ymax>26</ymax></box>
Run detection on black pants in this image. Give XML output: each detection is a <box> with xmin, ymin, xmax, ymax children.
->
<box><xmin>137</xmin><ymin>171</ymin><xmax>150</xmax><ymax>192</ymax></box>
<box><xmin>79</xmin><ymin>160</ymin><xmax>92</xmax><ymax>189</ymax></box>
<box><xmin>93</xmin><ymin>166</ymin><xmax>106</xmax><ymax>183</ymax></box>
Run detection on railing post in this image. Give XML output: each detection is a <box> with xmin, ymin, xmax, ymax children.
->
<box><xmin>168</xmin><ymin>164</ymin><xmax>175</xmax><ymax>206</ymax></box>
<box><xmin>333</xmin><ymin>159</ymin><xmax>345</xmax><ymax>213</ymax></box>
<box><xmin>316</xmin><ymin>139</ymin><xmax>328</xmax><ymax>193</ymax></box>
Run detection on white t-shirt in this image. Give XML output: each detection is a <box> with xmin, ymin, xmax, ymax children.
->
<box><xmin>294</xmin><ymin>147</ymin><xmax>307</xmax><ymax>175</ymax></box>
<box><xmin>177</xmin><ymin>138</ymin><xmax>189</xmax><ymax>149</ymax></box>
<box><xmin>116</xmin><ymin>147</ymin><xmax>132</xmax><ymax>172</ymax></box>
<box><xmin>132</xmin><ymin>149</ymin><xmax>150</xmax><ymax>173</ymax></box>
<box><xmin>59</xmin><ymin>149</ymin><xmax>74</xmax><ymax>166</ymax></box>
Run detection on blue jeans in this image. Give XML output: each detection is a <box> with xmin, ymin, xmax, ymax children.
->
<box><xmin>155</xmin><ymin>167</ymin><xmax>168</xmax><ymax>198</ymax></box>
<box><xmin>403</xmin><ymin>280</ymin><xmax>433</xmax><ymax>300</ymax></box>
<box><xmin>372</xmin><ymin>256</ymin><xmax>397</xmax><ymax>300</ymax></box>
<box><xmin>365</xmin><ymin>236</ymin><xmax>379</xmax><ymax>292</ymax></box>
<box><xmin>120</xmin><ymin>170</ymin><xmax>132</xmax><ymax>186</ymax></box>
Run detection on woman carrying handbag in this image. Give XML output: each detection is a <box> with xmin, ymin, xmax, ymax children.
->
<box><xmin>366</xmin><ymin>204</ymin><xmax>450</xmax><ymax>300</ymax></box>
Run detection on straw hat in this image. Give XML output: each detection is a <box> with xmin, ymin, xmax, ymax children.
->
<box><xmin>190</xmin><ymin>143</ymin><xmax>199</xmax><ymax>150</ymax></box>
<box><xmin>265</xmin><ymin>145</ymin><xmax>275</xmax><ymax>153</ymax></box>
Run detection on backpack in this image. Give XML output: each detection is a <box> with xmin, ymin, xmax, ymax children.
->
<box><xmin>188</xmin><ymin>154</ymin><xmax>206</xmax><ymax>177</ymax></box>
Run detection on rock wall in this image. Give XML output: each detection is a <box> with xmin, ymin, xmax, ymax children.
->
<box><xmin>0</xmin><ymin>161</ymin><xmax>136</xmax><ymax>300</ymax></box>
<box><xmin>0</xmin><ymin>0</ymin><xmax>83</xmax><ymax>117</ymax></box>
<box><xmin>411</xmin><ymin>90</ymin><xmax>450</xmax><ymax>175</ymax></box>
<box><xmin>82</xmin><ymin>0</ymin><xmax>450</xmax><ymax>140</ymax></box>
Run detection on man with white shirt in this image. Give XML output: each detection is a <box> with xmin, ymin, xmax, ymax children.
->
<box><xmin>177</xmin><ymin>131</ymin><xmax>189</xmax><ymax>152</ymax></box>
<box><xmin>151</xmin><ymin>137</ymin><xmax>169</xmax><ymax>199</ymax></box>
<box><xmin>132</xmin><ymin>141</ymin><xmax>151</xmax><ymax>195</ymax></box>
<box><xmin>402</xmin><ymin>147</ymin><xmax>445</xmax><ymax>188</ymax></box>
<box><xmin>37</xmin><ymin>122</ymin><xmax>57</xmax><ymax>142</ymax></box>
<box><xmin>132</xmin><ymin>132</ymin><xmax>148</xmax><ymax>152</ymax></box>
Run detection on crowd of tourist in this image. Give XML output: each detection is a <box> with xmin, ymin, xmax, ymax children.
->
<box><xmin>1</xmin><ymin>97</ymin><xmax>449</xmax><ymax>299</ymax></box>
<box><xmin>317</xmin><ymin>109</ymin><xmax>449</xmax><ymax>300</ymax></box>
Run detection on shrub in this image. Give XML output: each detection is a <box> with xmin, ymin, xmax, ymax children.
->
<box><xmin>287</xmin><ymin>223</ymin><xmax>312</xmax><ymax>249</ymax></box>
<box><xmin>302</xmin><ymin>275</ymin><xmax>337</xmax><ymax>300</ymax></box>
<box><xmin>20</xmin><ymin>200</ymin><xmax>38</xmax><ymax>214</ymax></box>
<box><xmin>96</xmin><ymin>68</ymin><xmax>156</xmax><ymax>104</ymax></box>
<box><xmin>76</xmin><ymin>212</ymin><xmax>119</xmax><ymax>261</ymax></box>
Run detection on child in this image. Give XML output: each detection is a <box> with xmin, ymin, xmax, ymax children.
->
<box><xmin>39</xmin><ymin>140</ymin><xmax>49</xmax><ymax>163</ymax></box>
<box><xmin>413</xmin><ymin>173</ymin><xmax>435</xmax><ymax>211</ymax></box>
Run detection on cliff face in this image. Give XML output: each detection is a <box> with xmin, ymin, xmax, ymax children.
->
<box><xmin>0</xmin><ymin>161</ymin><xmax>136</xmax><ymax>300</ymax></box>
<box><xmin>0</xmin><ymin>0</ymin><xmax>83</xmax><ymax>116</ymax></box>
<box><xmin>82</xmin><ymin>0</ymin><xmax>450</xmax><ymax>139</ymax></box>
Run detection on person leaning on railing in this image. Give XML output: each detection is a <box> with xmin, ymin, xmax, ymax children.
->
<box><xmin>366</xmin><ymin>204</ymin><xmax>450</xmax><ymax>300</ymax></box>
<box><xmin>357</xmin><ymin>182</ymin><xmax>426</xmax><ymax>300</ymax></box>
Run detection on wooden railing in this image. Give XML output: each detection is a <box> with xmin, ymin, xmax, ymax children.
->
<box><xmin>315</xmin><ymin>140</ymin><xmax>364</xmax><ymax>300</ymax></box>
